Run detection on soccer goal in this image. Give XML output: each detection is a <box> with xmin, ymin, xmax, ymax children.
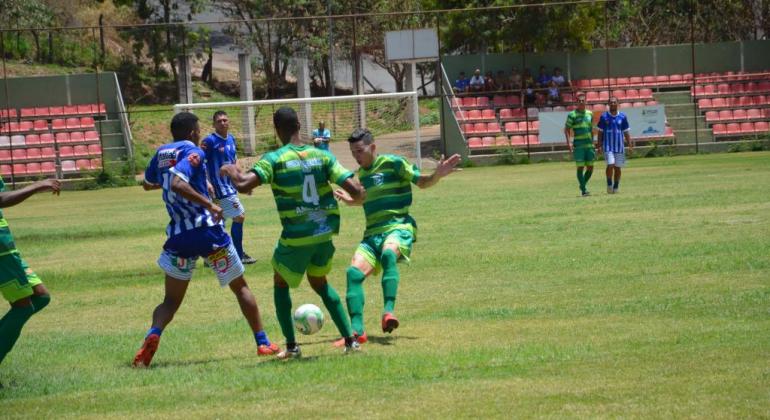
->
<box><xmin>174</xmin><ymin>91</ymin><xmax>422</xmax><ymax>167</ymax></box>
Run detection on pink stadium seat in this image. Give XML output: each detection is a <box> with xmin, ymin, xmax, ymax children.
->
<box><xmin>632</xmin><ymin>101</ymin><xmax>646</xmax><ymax>108</ymax></box>
<box><xmin>63</xmin><ymin>105</ymin><xmax>77</xmax><ymax>115</ymax></box>
<box><xmin>11</xmin><ymin>135</ymin><xmax>25</xmax><ymax>146</ymax></box>
<box><xmin>467</xmin><ymin>109</ymin><xmax>482</xmax><ymax>121</ymax></box>
<box><xmin>718</xmin><ymin>110</ymin><xmax>732</xmax><ymax>121</ymax></box>
<box><xmin>477</xmin><ymin>136</ymin><xmax>493</xmax><ymax>147</ymax></box>
<box><xmin>77</xmin><ymin>105</ymin><xmax>92</xmax><ymax>115</ymax></box>
<box><xmin>739</xmin><ymin>96</ymin><xmax>753</xmax><ymax>106</ymax></box>
<box><xmin>625</xmin><ymin>89</ymin><xmax>640</xmax><ymax>100</ymax></box>
<box><xmin>87</xmin><ymin>144</ymin><xmax>102</xmax><ymax>155</ymax></box>
<box><xmin>642</xmin><ymin>76</ymin><xmax>656</xmax><ymax>86</ymax></box>
<box><xmin>80</xmin><ymin>117</ymin><xmax>95</xmax><ymax>129</ymax></box>
<box><xmin>20</xmin><ymin>108</ymin><xmax>35</xmax><ymax>118</ymax></box>
<box><xmin>34</xmin><ymin>107</ymin><xmax>50</xmax><ymax>117</ymax></box>
<box><xmin>12</xmin><ymin>164</ymin><xmax>27</xmax><ymax>175</ymax></box>
<box><xmin>476</xmin><ymin>97</ymin><xmax>490</xmax><ymax>108</ymax></box>
<box><xmin>55</xmin><ymin>132</ymin><xmax>70</xmax><ymax>144</ymax></box>
<box><xmin>655</xmin><ymin>75</ymin><xmax>669</xmax><ymax>85</ymax></box>
<box><xmin>462</xmin><ymin>97</ymin><xmax>477</xmax><ymax>108</ymax></box>
<box><xmin>25</xmin><ymin>134</ymin><xmax>41</xmax><ymax>145</ymax></box>
<box><xmin>669</xmin><ymin>74</ymin><xmax>684</xmax><ymax>85</ymax></box>
<box><xmin>454</xmin><ymin>110</ymin><xmax>467</xmax><ymax>121</ymax></box>
<box><xmin>744</xmin><ymin>82</ymin><xmax>757</xmax><ymax>92</ymax></box>
<box><xmin>70</xmin><ymin>132</ymin><xmax>85</xmax><ymax>143</ymax></box>
<box><xmin>639</xmin><ymin>88</ymin><xmax>653</xmax><ymax>99</ymax></box>
<box><xmin>730</xmin><ymin>83</ymin><xmax>745</xmax><ymax>94</ymax></box>
<box><xmin>41</xmin><ymin>161</ymin><xmax>56</xmax><ymax>174</ymax></box>
<box><xmin>698</xmin><ymin>98</ymin><xmax>711</xmax><ymax>109</ymax></box>
<box><xmin>754</xmin><ymin>121</ymin><xmax>769</xmax><ymax>132</ymax></box>
<box><xmin>711</xmin><ymin>97</ymin><xmax>726</xmax><ymax>108</ymax></box>
<box><xmin>586</xmin><ymin>91</ymin><xmax>600</xmax><ymax>102</ymax></box>
<box><xmin>664</xmin><ymin>126</ymin><xmax>675</xmax><ymax>138</ymax></box>
<box><xmin>504</xmin><ymin>122</ymin><xmax>518</xmax><ymax>133</ymax></box>
<box><xmin>451</xmin><ymin>97</ymin><xmax>462</xmax><ymax>108</ymax></box>
<box><xmin>467</xmin><ymin>137</ymin><xmax>482</xmax><ymax>148</ymax></box>
<box><xmin>96</xmin><ymin>103</ymin><xmax>107</xmax><ymax>114</ymax></box>
<box><xmin>754</xmin><ymin>95</ymin><xmax>768</xmax><ymax>106</ymax></box>
<box><xmin>725</xmin><ymin>123</ymin><xmax>740</xmax><ymax>134</ymax></box>
<box><xmin>0</xmin><ymin>165</ymin><xmax>10</xmax><ymax>176</ymax></box>
<box><xmin>575</xmin><ymin>80</ymin><xmax>590</xmax><ymax>89</ymax></box>
<box><xmin>629</xmin><ymin>76</ymin><xmax>643</xmax><ymax>87</ymax></box>
<box><xmin>461</xmin><ymin>124</ymin><xmax>473</xmax><ymax>134</ymax></box>
<box><xmin>705</xmin><ymin>111</ymin><xmax>719</xmax><ymax>122</ymax></box>
<box><xmin>758</xmin><ymin>81</ymin><xmax>770</xmax><ymax>92</ymax></box>
<box><xmin>61</xmin><ymin>160</ymin><xmax>77</xmax><ymax>172</ymax></box>
<box><xmin>506</xmin><ymin>95</ymin><xmax>522</xmax><ymax>106</ymax></box>
<box><xmin>481</xmin><ymin>109</ymin><xmax>496</xmax><ymax>121</ymax></box>
<box><xmin>41</xmin><ymin>147</ymin><xmax>56</xmax><ymax>158</ymax></box>
<box><xmin>619</xmin><ymin>102</ymin><xmax>633</xmax><ymax>109</ymax></box>
<box><xmin>499</xmin><ymin>109</ymin><xmax>513</xmax><ymax>120</ymax></box>
<box><xmin>612</xmin><ymin>89</ymin><xmax>626</xmax><ymax>100</ymax></box>
<box><xmin>493</xmin><ymin>95</ymin><xmax>507</xmax><ymax>107</ymax></box>
<box><xmin>509</xmin><ymin>135</ymin><xmax>526</xmax><ymax>145</ymax></box>
<box><xmin>0</xmin><ymin>150</ymin><xmax>10</xmax><ymax>161</ymax></box>
<box><xmin>91</xmin><ymin>158</ymin><xmax>102</xmax><ymax>169</ymax></box>
<box><xmin>608</xmin><ymin>77</ymin><xmax>618</xmax><ymax>86</ymax></box>
<box><xmin>740</xmin><ymin>122</ymin><xmax>755</xmax><ymax>133</ymax></box>
<box><xmin>39</xmin><ymin>133</ymin><xmax>54</xmax><ymax>145</ymax></box>
<box><xmin>486</xmin><ymin>122</ymin><xmax>501</xmax><ymax>134</ymax></box>
<box><xmin>494</xmin><ymin>136</ymin><xmax>509</xmax><ymax>147</ymax></box>
<box><xmin>528</xmin><ymin>121</ymin><xmax>540</xmax><ymax>132</ymax></box>
<box><xmin>65</xmin><ymin>118</ymin><xmax>80</xmax><ymax>130</ymax></box>
<box><xmin>473</xmin><ymin>123</ymin><xmax>488</xmax><ymax>133</ymax></box>
<box><xmin>590</xmin><ymin>78</ymin><xmax>605</xmax><ymax>88</ymax></box>
<box><xmin>704</xmin><ymin>84</ymin><xmax>717</xmax><ymax>95</ymax></box>
<box><xmin>527</xmin><ymin>134</ymin><xmax>539</xmax><ymax>145</ymax></box>
<box><xmin>562</xmin><ymin>92</ymin><xmax>574</xmax><ymax>103</ymax></box>
<box><xmin>26</xmin><ymin>148</ymin><xmax>41</xmax><ymax>160</ymax></box>
<box><xmin>747</xmin><ymin>108</ymin><xmax>761</xmax><ymax>120</ymax></box>
<box><xmin>12</xmin><ymin>149</ymin><xmax>26</xmax><ymax>160</ymax></box>
<box><xmin>717</xmin><ymin>83</ymin><xmax>730</xmax><ymax>95</ymax></box>
<box><xmin>512</xmin><ymin>108</ymin><xmax>526</xmax><ymax>119</ymax></box>
<box><xmin>59</xmin><ymin>146</ymin><xmax>74</xmax><ymax>157</ymax></box>
<box><xmin>33</xmin><ymin>120</ymin><xmax>48</xmax><ymax>132</ymax></box>
<box><xmin>693</xmin><ymin>85</ymin><xmax>705</xmax><ymax>97</ymax></box>
<box><xmin>51</xmin><ymin>119</ymin><xmax>66</xmax><ymax>130</ymax></box>
<box><xmin>75</xmin><ymin>159</ymin><xmax>92</xmax><ymax>170</ymax></box>
<box><xmin>646</xmin><ymin>100</ymin><xmax>658</xmax><ymax>106</ymax></box>
<box><xmin>732</xmin><ymin>109</ymin><xmax>748</xmax><ymax>120</ymax></box>
<box><xmin>616</xmin><ymin>77</ymin><xmax>630</xmax><ymax>86</ymax></box>
<box><xmin>49</xmin><ymin>106</ymin><xmax>64</xmax><ymax>117</ymax></box>
<box><xmin>0</xmin><ymin>109</ymin><xmax>16</xmax><ymax>118</ymax></box>
<box><xmin>73</xmin><ymin>145</ymin><xmax>89</xmax><ymax>157</ymax></box>
<box><xmin>25</xmin><ymin>162</ymin><xmax>41</xmax><ymax>175</ymax></box>
<box><xmin>598</xmin><ymin>91</ymin><xmax>610</xmax><ymax>102</ymax></box>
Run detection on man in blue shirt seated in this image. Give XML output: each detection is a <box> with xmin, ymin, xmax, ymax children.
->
<box><xmin>312</xmin><ymin>121</ymin><xmax>331</xmax><ymax>151</ymax></box>
<box><xmin>454</xmin><ymin>72</ymin><xmax>470</xmax><ymax>94</ymax></box>
<box><xmin>537</xmin><ymin>65</ymin><xmax>552</xmax><ymax>88</ymax></box>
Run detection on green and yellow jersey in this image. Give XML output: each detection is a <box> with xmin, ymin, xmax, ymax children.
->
<box><xmin>357</xmin><ymin>154</ymin><xmax>421</xmax><ymax>238</ymax></box>
<box><xmin>565</xmin><ymin>109</ymin><xmax>594</xmax><ymax>148</ymax></box>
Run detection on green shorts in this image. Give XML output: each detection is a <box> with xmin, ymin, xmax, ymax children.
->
<box><xmin>0</xmin><ymin>250</ymin><xmax>43</xmax><ymax>303</ymax></box>
<box><xmin>356</xmin><ymin>229</ymin><xmax>415</xmax><ymax>275</ymax></box>
<box><xmin>271</xmin><ymin>240</ymin><xmax>335</xmax><ymax>288</ymax></box>
<box><xmin>573</xmin><ymin>147</ymin><xmax>596</xmax><ymax>166</ymax></box>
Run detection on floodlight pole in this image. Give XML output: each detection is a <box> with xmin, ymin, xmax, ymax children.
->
<box><xmin>690</xmin><ymin>0</ymin><xmax>699</xmax><ymax>154</ymax></box>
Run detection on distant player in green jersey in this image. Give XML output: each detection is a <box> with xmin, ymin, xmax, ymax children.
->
<box><xmin>332</xmin><ymin>128</ymin><xmax>461</xmax><ymax>345</ymax></box>
<box><xmin>0</xmin><ymin>178</ymin><xmax>61</xmax><ymax>375</ymax></box>
<box><xmin>564</xmin><ymin>93</ymin><xmax>596</xmax><ymax>196</ymax></box>
<box><xmin>220</xmin><ymin>107</ymin><xmax>366</xmax><ymax>359</ymax></box>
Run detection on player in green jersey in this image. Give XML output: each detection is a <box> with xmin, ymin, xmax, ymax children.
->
<box><xmin>220</xmin><ymin>107</ymin><xmax>366</xmax><ymax>359</ymax></box>
<box><xmin>564</xmin><ymin>93</ymin><xmax>596</xmax><ymax>196</ymax></box>
<box><xmin>0</xmin><ymin>177</ymin><xmax>61</xmax><ymax>377</ymax></box>
<box><xmin>332</xmin><ymin>128</ymin><xmax>461</xmax><ymax>345</ymax></box>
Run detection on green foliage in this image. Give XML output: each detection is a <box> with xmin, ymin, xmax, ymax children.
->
<box><xmin>496</xmin><ymin>147</ymin><xmax>529</xmax><ymax>165</ymax></box>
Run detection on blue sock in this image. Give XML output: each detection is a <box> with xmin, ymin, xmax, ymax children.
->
<box><xmin>147</xmin><ymin>327</ymin><xmax>163</xmax><ymax>338</ymax></box>
<box><xmin>231</xmin><ymin>221</ymin><xmax>244</xmax><ymax>258</ymax></box>
<box><xmin>254</xmin><ymin>330</ymin><xmax>270</xmax><ymax>346</ymax></box>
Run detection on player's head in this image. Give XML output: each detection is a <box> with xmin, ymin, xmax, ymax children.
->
<box><xmin>576</xmin><ymin>93</ymin><xmax>586</xmax><ymax>111</ymax></box>
<box><xmin>347</xmin><ymin>128</ymin><xmax>376</xmax><ymax>168</ymax></box>
<box><xmin>609</xmin><ymin>97</ymin><xmax>619</xmax><ymax>113</ymax></box>
<box><xmin>171</xmin><ymin>112</ymin><xmax>201</xmax><ymax>144</ymax></box>
<box><xmin>213</xmin><ymin>110</ymin><xmax>229</xmax><ymax>135</ymax></box>
<box><xmin>318</xmin><ymin>120</ymin><xmax>325</xmax><ymax>130</ymax></box>
<box><xmin>273</xmin><ymin>107</ymin><xmax>300</xmax><ymax>145</ymax></box>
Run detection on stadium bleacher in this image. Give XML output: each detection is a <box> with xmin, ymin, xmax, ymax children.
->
<box><xmin>0</xmin><ymin>102</ymin><xmax>106</xmax><ymax>178</ymax></box>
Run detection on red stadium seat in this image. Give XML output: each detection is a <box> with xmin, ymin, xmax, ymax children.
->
<box><xmin>51</xmin><ymin>119</ymin><xmax>66</xmax><ymax>130</ymax></box>
<box><xmin>454</xmin><ymin>110</ymin><xmax>467</xmax><ymax>121</ymax></box>
<box><xmin>562</xmin><ymin>92</ymin><xmax>574</xmax><ymax>103</ymax></box>
<box><xmin>744</xmin><ymin>82</ymin><xmax>758</xmax><ymax>92</ymax></box>
<box><xmin>754</xmin><ymin>121</ymin><xmax>769</xmax><ymax>132</ymax></box>
<box><xmin>711</xmin><ymin>97</ymin><xmax>726</xmax><ymax>108</ymax></box>
<box><xmin>20</xmin><ymin>108</ymin><xmax>35</xmax><ymax>118</ymax></box>
<box><xmin>499</xmin><ymin>109</ymin><xmax>513</xmax><ymax>120</ymax></box>
<box><xmin>26</xmin><ymin>134</ymin><xmax>41</xmax><ymax>145</ymax></box>
<box><xmin>0</xmin><ymin>165</ymin><xmax>10</xmax><ymax>176</ymax></box>
<box><xmin>632</xmin><ymin>101</ymin><xmax>646</xmax><ymax>108</ymax></box>
<box><xmin>73</xmin><ymin>145</ymin><xmax>89</xmax><ymax>157</ymax></box>
<box><xmin>480</xmin><ymin>136</ymin><xmax>495</xmax><ymax>147</ymax></box>
<box><xmin>506</xmin><ymin>95</ymin><xmax>522</xmax><ymax>106</ymax></box>
<box><xmin>639</xmin><ymin>88</ymin><xmax>653</xmax><ymax>99</ymax></box>
<box><xmin>740</xmin><ymin>122</ymin><xmax>755</xmax><ymax>133</ymax></box>
<box><xmin>61</xmin><ymin>160</ymin><xmax>77</xmax><ymax>172</ymax></box>
<box><xmin>697</xmin><ymin>98</ymin><xmax>712</xmax><ymax>109</ymax></box>
<box><xmin>33</xmin><ymin>120</ymin><xmax>48</xmax><ymax>132</ymax></box>
<box><xmin>59</xmin><ymin>146</ymin><xmax>74</xmax><ymax>157</ymax></box>
<box><xmin>0</xmin><ymin>150</ymin><xmax>10</xmax><ymax>162</ymax></box>
<box><xmin>509</xmin><ymin>135</ymin><xmax>526</xmax><ymax>145</ymax></box>
<box><xmin>492</xmin><ymin>95</ymin><xmax>507</xmax><ymax>107</ymax></box>
<box><xmin>55</xmin><ymin>132</ymin><xmax>70</xmax><ymax>144</ymax></box>
<box><xmin>754</xmin><ymin>95</ymin><xmax>768</xmax><ymax>106</ymax></box>
<box><xmin>94</xmin><ymin>103</ymin><xmax>107</xmax><ymax>114</ymax></box>
<box><xmin>575</xmin><ymin>79</ymin><xmax>590</xmax><ymax>89</ymax></box>
<box><xmin>586</xmin><ymin>91</ymin><xmax>600</xmax><ymax>102</ymax></box>
<box><xmin>655</xmin><ymin>75</ymin><xmax>669</xmax><ymax>86</ymax></box>
<box><xmin>26</xmin><ymin>148</ymin><xmax>42</xmax><ymax>160</ymax></box>
<box><xmin>619</xmin><ymin>102</ymin><xmax>633</xmax><ymax>109</ymax></box>
<box><xmin>476</xmin><ymin>97</ymin><xmax>490</xmax><ymax>108</ymax></box>
<box><xmin>725</xmin><ymin>123</ymin><xmax>740</xmax><ymax>134</ymax></box>
<box><xmin>0</xmin><ymin>109</ymin><xmax>16</xmax><ymax>118</ymax></box>
<box><xmin>49</xmin><ymin>106</ymin><xmax>64</xmax><ymax>116</ymax></box>
<box><xmin>70</xmin><ymin>132</ymin><xmax>85</xmax><ymax>143</ymax></box>
<box><xmin>467</xmin><ymin>137</ymin><xmax>482</xmax><ymax>148</ymax></box>
<box><xmin>11</xmin><ymin>149</ymin><xmax>26</xmax><ymax>160</ymax></box>
<box><xmin>41</xmin><ymin>161</ymin><xmax>56</xmax><ymax>174</ymax></box>
<box><xmin>39</xmin><ymin>133</ymin><xmax>54</xmax><ymax>145</ymax></box>
<box><xmin>730</xmin><ymin>83</ymin><xmax>746</xmax><ymax>94</ymax></box>
<box><xmin>41</xmin><ymin>147</ymin><xmax>56</xmax><ymax>158</ymax></box>
<box><xmin>739</xmin><ymin>96</ymin><xmax>753</xmax><ymax>106</ymax></box>
<box><xmin>12</xmin><ymin>164</ymin><xmax>27</xmax><ymax>175</ymax></box>
<box><xmin>612</xmin><ymin>89</ymin><xmax>626</xmax><ymax>100</ymax></box>
<box><xmin>717</xmin><ymin>83</ymin><xmax>730</xmax><ymax>95</ymax></box>
<box><xmin>732</xmin><ymin>109</ymin><xmax>748</xmax><ymax>120</ymax></box>
<box><xmin>746</xmin><ymin>108</ymin><xmax>761</xmax><ymax>120</ymax></box>
<box><xmin>528</xmin><ymin>121</ymin><xmax>540</xmax><ymax>132</ymax></box>
<box><xmin>461</xmin><ymin>124</ymin><xmax>474</xmax><ymax>134</ymax></box>
<box><xmin>34</xmin><ymin>107</ymin><xmax>50</xmax><ymax>117</ymax></box>
<box><xmin>629</xmin><ymin>76</ymin><xmax>643</xmax><ymax>87</ymax></box>
<box><xmin>473</xmin><ymin>123</ymin><xmax>488</xmax><ymax>133</ymax></box>
<box><xmin>669</xmin><ymin>74</ymin><xmax>684</xmax><ymax>85</ymax></box>
<box><xmin>758</xmin><ymin>81</ymin><xmax>770</xmax><ymax>92</ymax></box>
<box><xmin>481</xmin><ymin>109</ymin><xmax>496</xmax><ymax>121</ymax></box>
<box><xmin>718</xmin><ymin>110</ymin><xmax>733</xmax><ymax>121</ymax></box>
<box><xmin>592</xmin><ymin>104</ymin><xmax>607</xmax><ymax>113</ymax></box>
<box><xmin>462</xmin><ymin>97</ymin><xmax>477</xmax><ymax>108</ymax></box>
<box><xmin>467</xmin><ymin>110</ymin><xmax>482</xmax><ymax>121</ymax></box>
<box><xmin>625</xmin><ymin>89</ymin><xmax>640</xmax><ymax>100</ymax></box>
<box><xmin>598</xmin><ymin>91</ymin><xmax>610</xmax><ymax>102</ymax></box>
<box><xmin>705</xmin><ymin>111</ymin><xmax>719</xmax><ymax>122</ymax></box>
<box><xmin>90</xmin><ymin>158</ymin><xmax>102</xmax><ymax>169</ymax></box>
<box><xmin>77</xmin><ymin>105</ymin><xmax>92</xmax><ymax>115</ymax></box>
<box><xmin>25</xmin><ymin>163</ymin><xmax>41</xmax><ymax>175</ymax></box>
<box><xmin>693</xmin><ymin>85</ymin><xmax>705</xmax><ymax>97</ymax></box>
<box><xmin>87</xmin><ymin>144</ymin><xmax>102</xmax><ymax>155</ymax></box>
<box><xmin>11</xmin><ymin>135</ymin><xmax>25</xmax><ymax>146</ymax></box>
<box><xmin>63</xmin><ymin>105</ymin><xmax>78</xmax><ymax>115</ymax></box>
<box><xmin>80</xmin><ymin>117</ymin><xmax>95</xmax><ymax>129</ymax></box>
<box><xmin>646</xmin><ymin>100</ymin><xmax>658</xmax><ymax>106</ymax></box>
<box><xmin>504</xmin><ymin>122</ymin><xmax>518</xmax><ymax>133</ymax></box>
<box><xmin>616</xmin><ymin>77</ymin><xmax>630</xmax><ymax>87</ymax></box>
<box><xmin>451</xmin><ymin>97</ymin><xmax>462</xmax><ymax>108</ymax></box>
<box><xmin>704</xmin><ymin>84</ymin><xmax>717</xmax><ymax>95</ymax></box>
<box><xmin>664</xmin><ymin>126</ymin><xmax>675</xmax><ymax>138</ymax></box>
<box><xmin>65</xmin><ymin>118</ymin><xmax>80</xmax><ymax>130</ymax></box>
<box><xmin>486</xmin><ymin>122</ymin><xmax>501</xmax><ymax>134</ymax></box>
<box><xmin>527</xmin><ymin>134</ymin><xmax>540</xmax><ymax>145</ymax></box>
<box><xmin>590</xmin><ymin>78</ymin><xmax>605</xmax><ymax>88</ymax></box>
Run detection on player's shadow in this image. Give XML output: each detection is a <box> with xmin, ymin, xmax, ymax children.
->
<box><xmin>128</xmin><ymin>354</ymin><xmax>242</xmax><ymax>369</ymax></box>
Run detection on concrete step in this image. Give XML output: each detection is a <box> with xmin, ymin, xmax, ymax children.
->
<box><xmin>96</xmin><ymin>120</ymin><xmax>123</xmax><ymax>134</ymax></box>
<box><xmin>665</xmin><ymin>103</ymin><xmax>701</xmax><ymax>119</ymax></box>
<box><xmin>672</xmin><ymin>128</ymin><xmax>714</xmax><ymax>143</ymax></box>
<box><xmin>668</xmin><ymin>115</ymin><xmax>707</xmax><ymax>130</ymax></box>
<box><xmin>654</xmin><ymin>91</ymin><xmax>693</xmax><ymax>104</ymax></box>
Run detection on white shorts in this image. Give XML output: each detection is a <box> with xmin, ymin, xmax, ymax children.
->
<box><xmin>218</xmin><ymin>195</ymin><xmax>245</xmax><ymax>219</ymax></box>
<box><xmin>605</xmin><ymin>151</ymin><xmax>626</xmax><ymax>168</ymax></box>
<box><xmin>157</xmin><ymin>242</ymin><xmax>244</xmax><ymax>287</ymax></box>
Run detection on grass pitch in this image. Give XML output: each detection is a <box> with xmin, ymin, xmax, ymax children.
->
<box><xmin>2</xmin><ymin>152</ymin><xmax>769</xmax><ymax>418</ymax></box>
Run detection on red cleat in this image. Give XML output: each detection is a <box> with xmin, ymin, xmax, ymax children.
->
<box><xmin>132</xmin><ymin>334</ymin><xmax>160</xmax><ymax>368</ymax></box>
<box><xmin>333</xmin><ymin>332</ymin><xmax>368</xmax><ymax>348</ymax></box>
<box><xmin>257</xmin><ymin>342</ymin><xmax>280</xmax><ymax>356</ymax></box>
<box><xmin>381</xmin><ymin>313</ymin><xmax>399</xmax><ymax>333</ymax></box>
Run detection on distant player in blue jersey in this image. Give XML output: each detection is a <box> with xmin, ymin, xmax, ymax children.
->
<box><xmin>597</xmin><ymin>97</ymin><xmax>632</xmax><ymax>194</ymax></box>
<box><xmin>133</xmin><ymin>112</ymin><xmax>278</xmax><ymax>368</ymax></box>
<box><xmin>312</xmin><ymin>121</ymin><xmax>331</xmax><ymax>151</ymax></box>
<box><xmin>201</xmin><ymin>111</ymin><xmax>255</xmax><ymax>264</ymax></box>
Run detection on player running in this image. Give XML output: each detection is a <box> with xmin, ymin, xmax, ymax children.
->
<box><xmin>133</xmin><ymin>112</ymin><xmax>278</xmax><ymax>368</ymax></box>
<box><xmin>0</xmin><ymin>178</ymin><xmax>61</xmax><ymax>376</ymax></box>
<box><xmin>332</xmin><ymin>128</ymin><xmax>461</xmax><ymax>346</ymax></box>
<box><xmin>201</xmin><ymin>110</ymin><xmax>256</xmax><ymax>264</ymax></box>
<box><xmin>220</xmin><ymin>107</ymin><xmax>365</xmax><ymax>359</ymax></box>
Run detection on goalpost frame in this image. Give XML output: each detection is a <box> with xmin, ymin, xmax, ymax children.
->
<box><xmin>173</xmin><ymin>91</ymin><xmax>422</xmax><ymax>168</ymax></box>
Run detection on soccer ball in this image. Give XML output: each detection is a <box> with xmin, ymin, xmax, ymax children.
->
<box><xmin>293</xmin><ymin>304</ymin><xmax>324</xmax><ymax>335</ymax></box>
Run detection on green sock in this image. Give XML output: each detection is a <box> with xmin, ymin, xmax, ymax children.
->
<box><xmin>31</xmin><ymin>294</ymin><xmax>50</xmax><ymax>315</ymax></box>
<box><xmin>576</xmin><ymin>168</ymin><xmax>586</xmax><ymax>192</ymax></box>
<box><xmin>315</xmin><ymin>282</ymin><xmax>353</xmax><ymax>338</ymax></box>
<box><xmin>584</xmin><ymin>168</ymin><xmax>593</xmax><ymax>185</ymax></box>
<box><xmin>273</xmin><ymin>286</ymin><xmax>296</xmax><ymax>345</ymax></box>
<box><xmin>345</xmin><ymin>266</ymin><xmax>366</xmax><ymax>334</ymax></box>
<box><xmin>381</xmin><ymin>249</ymin><xmax>400</xmax><ymax>314</ymax></box>
<box><xmin>0</xmin><ymin>305</ymin><xmax>35</xmax><ymax>364</ymax></box>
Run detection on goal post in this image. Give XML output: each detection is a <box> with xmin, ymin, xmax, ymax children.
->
<box><xmin>174</xmin><ymin>91</ymin><xmax>421</xmax><ymax>167</ymax></box>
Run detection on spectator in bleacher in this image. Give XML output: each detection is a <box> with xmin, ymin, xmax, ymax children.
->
<box><xmin>546</xmin><ymin>80</ymin><xmax>561</xmax><ymax>105</ymax></box>
<box><xmin>484</xmin><ymin>71</ymin><xmax>497</xmax><ymax>92</ymax></box>
<box><xmin>597</xmin><ymin>97</ymin><xmax>632</xmax><ymax>194</ymax></box>
<box><xmin>495</xmin><ymin>70</ymin><xmax>508</xmax><ymax>91</ymax></box>
<box><xmin>523</xmin><ymin>77</ymin><xmax>537</xmax><ymax>106</ymax></box>
<box><xmin>564</xmin><ymin>93</ymin><xmax>595</xmax><ymax>197</ymax></box>
<box><xmin>469</xmin><ymin>69</ymin><xmax>485</xmax><ymax>92</ymax></box>
<box><xmin>509</xmin><ymin>68</ymin><xmax>522</xmax><ymax>90</ymax></box>
<box><xmin>453</xmin><ymin>72</ymin><xmax>470</xmax><ymax>94</ymax></box>
<box><xmin>551</xmin><ymin>67</ymin><xmax>569</xmax><ymax>87</ymax></box>
<box><xmin>537</xmin><ymin>65</ymin><xmax>551</xmax><ymax>88</ymax></box>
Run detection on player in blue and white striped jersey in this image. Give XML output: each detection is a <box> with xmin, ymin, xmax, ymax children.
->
<box><xmin>597</xmin><ymin>97</ymin><xmax>633</xmax><ymax>194</ymax></box>
<box><xmin>201</xmin><ymin>111</ymin><xmax>255</xmax><ymax>264</ymax></box>
<box><xmin>133</xmin><ymin>112</ymin><xmax>279</xmax><ymax>368</ymax></box>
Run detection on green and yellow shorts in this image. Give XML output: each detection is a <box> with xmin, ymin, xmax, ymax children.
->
<box><xmin>355</xmin><ymin>229</ymin><xmax>415</xmax><ymax>275</ymax></box>
<box><xmin>0</xmin><ymin>250</ymin><xmax>42</xmax><ymax>303</ymax></box>
<box><xmin>573</xmin><ymin>146</ymin><xmax>596</xmax><ymax>166</ymax></box>
<box><xmin>271</xmin><ymin>240</ymin><xmax>336</xmax><ymax>288</ymax></box>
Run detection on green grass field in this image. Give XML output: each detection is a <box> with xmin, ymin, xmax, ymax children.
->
<box><xmin>2</xmin><ymin>152</ymin><xmax>769</xmax><ymax>418</ymax></box>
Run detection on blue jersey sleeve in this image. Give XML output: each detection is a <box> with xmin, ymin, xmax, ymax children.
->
<box><xmin>169</xmin><ymin>149</ymin><xmax>204</xmax><ymax>184</ymax></box>
<box><xmin>144</xmin><ymin>152</ymin><xmax>160</xmax><ymax>185</ymax></box>
<box><xmin>621</xmin><ymin>114</ymin><xmax>630</xmax><ymax>131</ymax></box>
<box><xmin>597</xmin><ymin>114</ymin><xmax>607</xmax><ymax>132</ymax></box>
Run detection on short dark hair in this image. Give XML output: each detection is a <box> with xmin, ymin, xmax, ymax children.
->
<box><xmin>213</xmin><ymin>110</ymin><xmax>228</xmax><ymax>122</ymax></box>
<box><xmin>347</xmin><ymin>128</ymin><xmax>374</xmax><ymax>145</ymax></box>
<box><xmin>170</xmin><ymin>112</ymin><xmax>199</xmax><ymax>140</ymax></box>
<box><xmin>273</xmin><ymin>107</ymin><xmax>300</xmax><ymax>141</ymax></box>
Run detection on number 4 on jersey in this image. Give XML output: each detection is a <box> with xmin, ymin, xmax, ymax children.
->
<box><xmin>302</xmin><ymin>174</ymin><xmax>320</xmax><ymax>205</ymax></box>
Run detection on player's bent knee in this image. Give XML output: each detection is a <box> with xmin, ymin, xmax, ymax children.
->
<box><xmin>381</xmin><ymin>249</ymin><xmax>398</xmax><ymax>267</ymax></box>
<box><xmin>346</xmin><ymin>266</ymin><xmax>366</xmax><ymax>285</ymax></box>
<box><xmin>32</xmin><ymin>294</ymin><xmax>51</xmax><ymax>312</ymax></box>
<box><xmin>273</xmin><ymin>272</ymin><xmax>290</xmax><ymax>288</ymax></box>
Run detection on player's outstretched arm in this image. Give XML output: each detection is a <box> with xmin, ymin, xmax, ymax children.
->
<box><xmin>416</xmin><ymin>154</ymin><xmax>462</xmax><ymax>189</ymax></box>
<box><xmin>334</xmin><ymin>188</ymin><xmax>364</xmax><ymax>206</ymax></box>
<box><xmin>143</xmin><ymin>180</ymin><xmax>161</xmax><ymax>191</ymax></box>
<box><xmin>220</xmin><ymin>164</ymin><xmax>261</xmax><ymax>194</ymax></box>
<box><xmin>339</xmin><ymin>177</ymin><xmax>365</xmax><ymax>203</ymax></box>
<box><xmin>170</xmin><ymin>176</ymin><xmax>223</xmax><ymax>222</ymax></box>
<box><xmin>0</xmin><ymin>178</ymin><xmax>61</xmax><ymax>208</ymax></box>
